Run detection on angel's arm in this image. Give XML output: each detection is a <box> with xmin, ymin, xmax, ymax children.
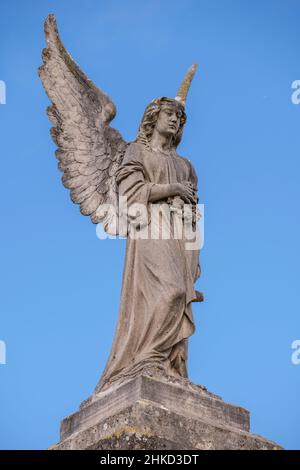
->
<box><xmin>148</xmin><ymin>183</ymin><xmax>179</xmax><ymax>202</ymax></box>
<box><xmin>116</xmin><ymin>144</ymin><xmax>188</xmax><ymax>203</ymax></box>
<box><xmin>116</xmin><ymin>145</ymin><xmax>153</xmax><ymax>207</ymax></box>
<box><xmin>149</xmin><ymin>157</ymin><xmax>198</xmax><ymax>203</ymax></box>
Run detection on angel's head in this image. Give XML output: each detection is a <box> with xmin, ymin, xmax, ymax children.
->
<box><xmin>136</xmin><ymin>97</ymin><xmax>187</xmax><ymax>149</ymax></box>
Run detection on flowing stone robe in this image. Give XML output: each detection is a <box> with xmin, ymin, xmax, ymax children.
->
<box><xmin>96</xmin><ymin>142</ymin><xmax>200</xmax><ymax>392</ymax></box>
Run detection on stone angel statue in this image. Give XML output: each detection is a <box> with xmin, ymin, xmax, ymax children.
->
<box><xmin>39</xmin><ymin>14</ymin><xmax>203</xmax><ymax>393</ymax></box>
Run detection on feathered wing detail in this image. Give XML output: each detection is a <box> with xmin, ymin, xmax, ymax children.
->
<box><xmin>38</xmin><ymin>14</ymin><xmax>127</xmax><ymax>233</ymax></box>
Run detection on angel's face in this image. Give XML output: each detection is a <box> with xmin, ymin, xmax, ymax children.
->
<box><xmin>155</xmin><ymin>102</ymin><xmax>182</xmax><ymax>137</ymax></box>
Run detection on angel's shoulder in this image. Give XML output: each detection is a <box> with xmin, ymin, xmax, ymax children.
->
<box><xmin>123</xmin><ymin>141</ymin><xmax>145</xmax><ymax>163</ymax></box>
<box><xmin>175</xmin><ymin>152</ymin><xmax>193</xmax><ymax>168</ymax></box>
<box><xmin>175</xmin><ymin>152</ymin><xmax>198</xmax><ymax>182</ymax></box>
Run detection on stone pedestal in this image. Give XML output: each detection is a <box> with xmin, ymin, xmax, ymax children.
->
<box><xmin>50</xmin><ymin>374</ymin><xmax>282</xmax><ymax>450</ymax></box>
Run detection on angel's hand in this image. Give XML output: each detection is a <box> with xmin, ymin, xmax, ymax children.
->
<box><xmin>176</xmin><ymin>181</ymin><xmax>197</xmax><ymax>204</ymax></box>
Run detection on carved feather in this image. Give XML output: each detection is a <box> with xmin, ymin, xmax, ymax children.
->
<box><xmin>38</xmin><ymin>14</ymin><xmax>127</xmax><ymax>233</ymax></box>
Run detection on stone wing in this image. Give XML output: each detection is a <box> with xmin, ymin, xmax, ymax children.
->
<box><xmin>39</xmin><ymin>14</ymin><xmax>127</xmax><ymax>233</ymax></box>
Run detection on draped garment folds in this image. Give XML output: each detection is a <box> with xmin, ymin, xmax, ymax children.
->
<box><xmin>96</xmin><ymin>142</ymin><xmax>201</xmax><ymax>392</ymax></box>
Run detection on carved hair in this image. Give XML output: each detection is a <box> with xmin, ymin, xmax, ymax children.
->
<box><xmin>135</xmin><ymin>97</ymin><xmax>187</xmax><ymax>149</ymax></box>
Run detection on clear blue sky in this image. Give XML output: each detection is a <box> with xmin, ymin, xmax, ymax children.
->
<box><xmin>0</xmin><ymin>0</ymin><xmax>299</xmax><ymax>450</ymax></box>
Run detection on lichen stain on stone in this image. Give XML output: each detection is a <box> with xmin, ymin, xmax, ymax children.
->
<box><xmin>103</xmin><ymin>426</ymin><xmax>154</xmax><ymax>441</ymax></box>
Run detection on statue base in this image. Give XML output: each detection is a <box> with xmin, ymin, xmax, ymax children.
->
<box><xmin>50</xmin><ymin>374</ymin><xmax>282</xmax><ymax>450</ymax></box>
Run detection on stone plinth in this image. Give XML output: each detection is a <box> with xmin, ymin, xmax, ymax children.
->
<box><xmin>50</xmin><ymin>374</ymin><xmax>282</xmax><ymax>450</ymax></box>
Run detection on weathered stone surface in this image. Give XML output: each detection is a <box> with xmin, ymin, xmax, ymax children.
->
<box><xmin>40</xmin><ymin>18</ymin><xmax>282</xmax><ymax>452</ymax></box>
<box><xmin>39</xmin><ymin>16</ymin><xmax>203</xmax><ymax>393</ymax></box>
<box><xmin>50</xmin><ymin>375</ymin><xmax>282</xmax><ymax>450</ymax></box>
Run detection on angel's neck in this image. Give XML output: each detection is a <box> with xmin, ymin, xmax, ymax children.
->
<box><xmin>150</xmin><ymin>130</ymin><xmax>172</xmax><ymax>153</ymax></box>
